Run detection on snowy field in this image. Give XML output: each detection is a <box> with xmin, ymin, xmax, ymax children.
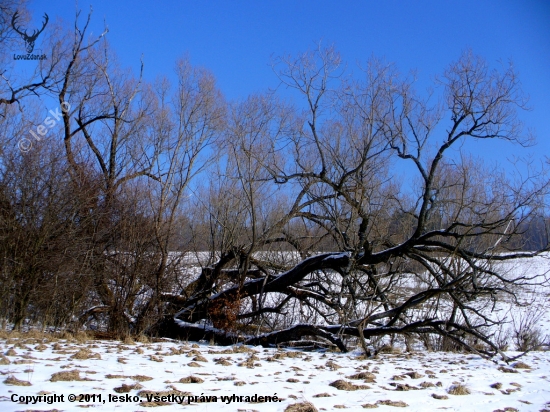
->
<box><xmin>1</xmin><ymin>334</ymin><xmax>549</xmax><ymax>412</ymax></box>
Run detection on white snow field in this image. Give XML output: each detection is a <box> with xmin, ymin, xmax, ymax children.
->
<box><xmin>1</xmin><ymin>336</ymin><xmax>549</xmax><ymax>412</ymax></box>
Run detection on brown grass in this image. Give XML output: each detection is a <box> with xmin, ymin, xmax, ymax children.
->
<box><xmin>114</xmin><ymin>383</ymin><xmax>143</xmax><ymax>393</ymax></box>
<box><xmin>137</xmin><ymin>388</ymin><xmax>191</xmax><ymax>398</ymax></box>
<box><xmin>50</xmin><ymin>369</ymin><xmax>89</xmax><ymax>382</ymax></box>
<box><xmin>377</xmin><ymin>399</ymin><xmax>408</xmax><ymax>407</ymax></box>
<box><xmin>325</xmin><ymin>360</ymin><xmax>341</xmax><ymax>370</ymax></box>
<box><xmin>215</xmin><ymin>357</ymin><xmax>232</xmax><ymax>365</ymax></box>
<box><xmin>4</xmin><ymin>375</ymin><xmax>32</xmax><ymax>386</ymax></box>
<box><xmin>178</xmin><ymin>376</ymin><xmax>204</xmax><ymax>383</ymax></box>
<box><xmin>105</xmin><ymin>374</ymin><xmax>154</xmax><ymax>381</ymax></box>
<box><xmin>498</xmin><ymin>366</ymin><xmax>519</xmax><ymax>374</ymax></box>
<box><xmin>71</xmin><ymin>348</ymin><xmax>101</xmax><ymax>360</ymax></box>
<box><xmin>284</xmin><ymin>402</ymin><xmax>318</xmax><ymax>412</ymax></box>
<box><xmin>313</xmin><ymin>393</ymin><xmax>332</xmax><ymax>397</ymax></box>
<box><xmin>390</xmin><ymin>383</ymin><xmax>418</xmax><ymax>391</ymax></box>
<box><xmin>511</xmin><ymin>361</ymin><xmax>531</xmax><ymax>369</ymax></box>
<box><xmin>431</xmin><ymin>393</ymin><xmax>449</xmax><ymax>400</ymax></box>
<box><xmin>139</xmin><ymin>401</ymin><xmax>172</xmax><ymax>407</ymax></box>
<box><xmin>329</xmin><ymin>380</ymin><xmax>370</xmax><ymax>391</ymax></box>
<box><xmin>346</xmin><ymin>372</ymin><xmax>376</xmax><ymax>382</ymax></box>
<box><xmin>5</xmin><ymin>348</ymin><xmax>17</xmax><ymax>356</ymax></box>
<box><xmin>0</xmin><ymin>355</ymin><xmax>11</xmax><ymax>364</ymax></box>
<box><xmin>490</xmin><ymin>382</ymin><xmax>502</xmax><ymax>389</ymax></box>
<box><xmin>447</xmin><ymin>383</ymin><xmax>471</xmax><ymax>395</ymax></box>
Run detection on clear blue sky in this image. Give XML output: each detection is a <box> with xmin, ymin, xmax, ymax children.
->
<box><xmin>25</xmin><ymin>0</ymin><xmax>550</xmax><ymax>165</ymax></box>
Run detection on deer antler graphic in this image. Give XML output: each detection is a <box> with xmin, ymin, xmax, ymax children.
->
<box><xmin>12</xmin><ymin>11</ymin><xmax>49</xmax><ymax>53</ymax></box>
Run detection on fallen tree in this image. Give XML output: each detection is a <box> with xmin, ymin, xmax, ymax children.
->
<box><xmin>147</xmin><ymin>48</ymin><xmax>549</xmax><ymax>359</ymax></box>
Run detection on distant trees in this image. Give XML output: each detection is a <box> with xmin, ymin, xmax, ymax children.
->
<box><xmin>0</xmin><ymin>8</ymin><xmax>548</xmax><ymax>358</ymax></box>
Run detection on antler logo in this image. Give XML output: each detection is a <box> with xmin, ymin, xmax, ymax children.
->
<box><xmin>11</xmin><ymin>11</ymin><xmax>49</xmax><ymax>54</ymax></box>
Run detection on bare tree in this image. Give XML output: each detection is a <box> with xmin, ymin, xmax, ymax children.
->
<box><xmin>151</xmin><ymin>48</ymin><xmax>549</xmax><ymax>359</ymax></box>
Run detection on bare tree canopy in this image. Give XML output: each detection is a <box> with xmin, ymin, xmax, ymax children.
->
<box><xmin>0</xmin><ymin>10</ymin><xmax>548</xmax><ymax>360</ymax></box>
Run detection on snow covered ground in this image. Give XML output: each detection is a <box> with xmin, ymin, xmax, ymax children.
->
<box><xmin>1</xmin><ymin>334</ymin><xmax>549</xmax><ymax>411</ymax></box>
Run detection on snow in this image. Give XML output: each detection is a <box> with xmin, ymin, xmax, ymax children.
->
<box><xmin>1</xmin><ymin>336</ymin><xmax>549</xmax><ymax>411</ymax></box>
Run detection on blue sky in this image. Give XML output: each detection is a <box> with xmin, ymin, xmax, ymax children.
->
<box><xmin>23</xmin><ymin>0</ymin><xmax>550</xmax><ymax>165</ymax></box>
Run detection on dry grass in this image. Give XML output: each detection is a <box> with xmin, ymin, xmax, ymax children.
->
<box><xmin>329</xmin><ymin>380</ymin><xmax>370</xmax><ymax>391</ymax></box>
<box><xmin>498</xmin><ymin>366</ymin><xmax>519</xmax><ymax>374</ymax></box>
<box><xmin>431</xmin><ymin>393</ymin><xmax>449</xmax><ymax>400</ymax></box>
<box><xmin>325</xmin><ymin>360</ymin><xmax>341</xmax><ymax>370</ymax></box>
<box><xmin>71</xmin><ymin>348</ymin><xmax>101</xmax><ymax>360</ymax></box>
<box><xmin>214</xmin><ymin>357</ymin><xmax>232</xmax><ymax>366</ymax></box>
<box><xmin>137</xmin><ymin>388</ymin><xmax>191</xmax><ymax>398</ymax></box>
<box><xmin>284</xmin><ymin>402</ymin><xmax>318</xmax><ymax>412</ymax></box>
<box><xmin>313</xmin><ymin>393</ymin><xmax>332</xmax><ymax>397</ymax></box>
<box><xmin>346</xmin><ymin>372</ymin><xmax>376</xmax><ymax>382</ymax></box>
<box><xmin>0</xmin><ymin>355</ymin><xmax>10</xmax><ymax>364</ymax></box>
<box><xmin>192</xmin><ymin>354</ymin><xmax>208</xmax><ymax>362</ymax></box>
<box><xmin>5</xmin><ymin>348</ymin><xmax>17</xmax><ymax>356</ymax></box>
<box><xmin>139</xmin><ymin>401</ymin><xmax>172</xmax><ymax>407</ymax></box>
<box><xmin>114</xmin><ymin>383</ymin><xmax>143</xmax><ymax>393</ymax></box>
<box><xmin>377</xmin><ymin>399</ymin><xmax>408</xmax><ymax>407</ymax></box>
<box><xmin>447</xmin><ymin>383</ymin><xmax>471</xmax><ymax>395</ymax></box>
<box><xmin>490</xmin><ymin>382</ymin><xmax>502</xmax><ymax>389</ymax></box>
<box><xmin>50</xmin><ymin>369</ymin><xmax>89</xmax><ymax>382</ymax></box>
<box><xmin>390</xmin><ymin>382</ymin><xmax>418</xmax><ymax>391</ymax></box>
<box><xmin>4</xmin><ymin>375</ymin><xmax>32</xmax><ymax>386</ymax></box>
<box><xmin>511</xmin><ymin>361</ymin><xmax>531</xmax><ymax>369</ymax></box>
<box><xmin>178</xmin><ymin>375</ymin><xmax>204</xmax><ymax>383</ymax></box>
